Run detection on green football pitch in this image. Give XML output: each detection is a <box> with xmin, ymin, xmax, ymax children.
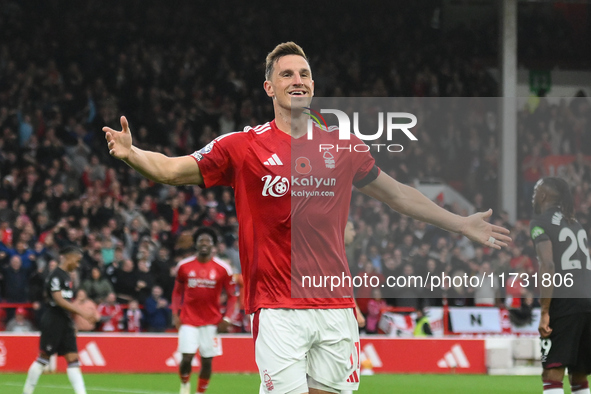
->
<box><xmin>0</xmin><ymin>373</ymin><xmax>554</xmax><ymax>393</ymax></box>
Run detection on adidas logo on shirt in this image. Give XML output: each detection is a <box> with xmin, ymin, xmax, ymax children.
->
<box><xmin>263</xmin><ymin>154</ymin><xmax>283</xmax><ymax>166</ymax></box>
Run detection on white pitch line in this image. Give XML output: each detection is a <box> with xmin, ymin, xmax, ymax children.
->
<box><xmin>1</xmin><ymin>382</ymin><xmax>178</xmax><ymax>394</ymax></box>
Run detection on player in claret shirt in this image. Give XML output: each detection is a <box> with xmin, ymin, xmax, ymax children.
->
<box><xmin>530</xmin><ymin>177</ymin><xmax>591</xmax><ymax>394</ymax></box>
<box><xmin>104</xmin><ymin>42</ymin><xmax>511</xmax><ymax>394</ymax></box>
<box><xmin>23</xmin><ymin>246</ymin><xmax>96</xmax><ymax>394</ymax></box>
<box><xmin>171</xmin><ymin>227</ymin><xmax>238</xmax><ymax>394</ymax></box>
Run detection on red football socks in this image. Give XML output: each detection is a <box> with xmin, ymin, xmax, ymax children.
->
<box><xmin>197</xmin><ymin>378</ymin><xmax>209</xmax><ymax>393</ymax></box>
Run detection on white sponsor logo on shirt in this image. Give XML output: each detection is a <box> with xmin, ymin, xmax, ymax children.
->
<box><xmin>261</xmin><ymin>175</ymin><xmax>290</xmax><ymax>197</ymax></box>
<box><xmin>188</xmin><ymin>278</ymin><xmax>216</xmax><ymax>288</ymax></box>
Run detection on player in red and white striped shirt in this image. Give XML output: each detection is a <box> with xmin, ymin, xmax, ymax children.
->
<box><xmin>104</xmin><ymin>42</ymin><xmax>511</xmax><ymax>394</ymax></box>
<box><xmin>171</xmin><ymin>227</ymin><xmax>238</xmax><ymax>394</ymax></box>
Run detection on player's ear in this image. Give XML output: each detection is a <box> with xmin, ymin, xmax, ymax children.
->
<box><xmin>263</xmin><ymin>80</ymin><xmax>275</xmax><ymax>99</ymax></box>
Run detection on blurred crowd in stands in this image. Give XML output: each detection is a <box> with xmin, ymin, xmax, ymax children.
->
<box><xmin>0</xmin><ymin>0</ymin><xmax>590</xmax><ymax>333</ymax></box>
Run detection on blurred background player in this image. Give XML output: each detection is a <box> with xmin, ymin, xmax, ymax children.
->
<box><xmin>22</xmin><ymin>246</ymin><xmax>96</xmax><ymax>394</ymax></box>
<box><xmin>531</xmin><ymin>177</ymin><xmax>591</xmax><ymax>394</ymax></box>
<box><xmin>171</xmin><ymin>227</ymin><xmax>238</xmax><ymax>394</ymax></box>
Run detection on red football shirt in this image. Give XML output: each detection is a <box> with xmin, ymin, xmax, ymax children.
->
<box><xmin>193</xmin><ymin>120</ymin><xmax>378</xmax><ymax>314</ymax></box>
<box><xmin>97</xmin><ymin>303</ymin><xmax>123</xmax><ymax>332</ymax></box>
<box><xmin>171</xmin><ymin>255</ymin><xmax>238</xmax><ymax>327</ymax></box>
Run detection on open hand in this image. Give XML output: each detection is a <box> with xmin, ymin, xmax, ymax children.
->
<box><xmin>461</xmin><ymin>209</ymin><xmax>511</xmax><ymax>250</ymax></box>
<box><xmin>103</xmin><ymin>116</ymin><xmax>133</xmax><ymax>160</ymax></box>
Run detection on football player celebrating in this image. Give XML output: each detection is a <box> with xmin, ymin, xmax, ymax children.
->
<box><xmin>104</xmin><ymin>42</ymin><xmax>510</xmax><ymax>393</ymax></box>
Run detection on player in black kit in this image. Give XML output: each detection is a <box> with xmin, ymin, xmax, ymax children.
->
<box><xmin>530</xmin><ymin>177</ymin><xmax>591</xmax><ymax>394</ymax></box>
<box><xmin>22</xmin><ymin>246</ymin><xmax>96</xmax><ymax>394</ymax></box>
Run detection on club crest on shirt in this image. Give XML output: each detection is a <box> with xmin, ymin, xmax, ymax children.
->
<box><xmin>209</xmin><ymin>270</ymin><xmax>216</xmax><ymax>280</ymax></box>
<box><xmin>189</xmin><ymin>270</ymin><xmax>196</xmax><ymax>277</ymax></box>
<box><xmin>322</xmin><ymin>150</ymin><xmax>335</xmax><ymax>169</ymax></box>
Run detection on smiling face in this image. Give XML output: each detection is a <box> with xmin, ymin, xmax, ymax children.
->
<box><xmin>264</xmin><ymin>54</ymin><xmax>314</xmax><ymax>113</ymax></box>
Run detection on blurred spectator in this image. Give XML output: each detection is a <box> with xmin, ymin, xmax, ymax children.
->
<box><xmin>5</xmin><ymin>307</ymin><xmax>34</xmax><ymax>332</ymax></box>
<box><xmin>125</xmin><ymin>299</ymin><xmax>143</xmax><ymax>332</ymax></box>
<box><xmin>509</xmin><ymin>246</ymin><xmax>535</xmax><ymax>275</ymax></box>
<box><xmin>97</xmin><ymin>292</ymin><xmax>124</xmax><ymax>332</ymax></box>
<box><xmin>354</xmin><ymin>261</ymin><xmax>384</xmax><ymax>315</ymax></box>
<box><xmin>394</xmin><ymin>264</ymin><xmax>422</xmax><ymax>310</ymax></box>
<box><xmin>2</xmin><ymin>255</ymin><xmax>29</xmax><ymax>302</ymax></box>
<box><xmin>73</xmin><ymin>289</ymin><xmax>100</xmax><ymax>332</ymax></box>
<box><xmin>473</xmin><ymin>261</ymin><xmax>500</xmax><ymax>307</ymax></box>
<box><xmin>445</xmin><ymin>269</ymin><xmax>475</xmax><ymax>307</ymax></box>
<box><xmin>135</xmin><ymin>257</ymin><xmax>155</xmax><ymax>304</ymax></box>
<box><xmin>413</xmin><ymin>309</ymin><xmax>433</xmax><ymax>337</ymax></box>
<box><xmin>423</xmin><ymin>258</ymin><xmax>444</xmax><ymax>307</ymax></box>
<box><xmin>81</xmin><ymin>266</ymin><xmax>114</xmax><ymax>304</ymax></box>
<box><xmin>365</xmin><ymin>288</ymin><xmax>387</xmax><ymax>334</ymax></box>
<box><xmin>151</xmin><ymin>246</ymin><xmax>176</xmax><ymax>301</ymax></box>
<box><xmin>144</xmin><ymin>285</ymin><xmax>170</xmax><ymax>332</ymax></box>
<box><xmin>113</xmin><ymin>259</ymin><xmax>139</xmax><ymax>303</ymax></box>
<box><xmin>1</xmin><ymin>240</ymin><xmax>36</xmax><ymax>272</ymax></box>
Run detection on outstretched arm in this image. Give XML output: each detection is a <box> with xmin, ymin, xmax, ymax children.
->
<box><xmin>359</xmin><ymin>172</ymin><xmax>511</xmax><ymax>249</ymax></box>
<box><xmin>103</xmin><ymin>116</ymin><xmax>203</xmax><ymax>186</ymax></box>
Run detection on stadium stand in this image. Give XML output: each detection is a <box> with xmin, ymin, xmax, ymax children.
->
<box><xmin>0</xmin><ymin>0</ymin><xmax>590</xmax><ymax>335</ymax></box>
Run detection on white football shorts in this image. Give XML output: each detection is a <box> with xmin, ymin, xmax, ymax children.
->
<box><xmin>177</xmin><ymin>324</ymin><xmax>222</xmax><ymax>358</ymax></box>
<box><xmin>252</xmin><ymin>308</ymin><xmax>360</xmax><ymax>394</ymax></box>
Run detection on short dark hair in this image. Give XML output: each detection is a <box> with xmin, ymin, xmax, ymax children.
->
<box><xmin>60</xmin><ymin>245</ymin><xmax>82</xmax><ymax>256</ymax></box>
<box><xmin>265</xmin><ymin>42</ymin><xmax>308</xmax><ymax>81</ymax></box>
<box><xmin>193</xmin><ymin>227</ymin><xmax>218</xmax><ymax>245</ymax></box>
